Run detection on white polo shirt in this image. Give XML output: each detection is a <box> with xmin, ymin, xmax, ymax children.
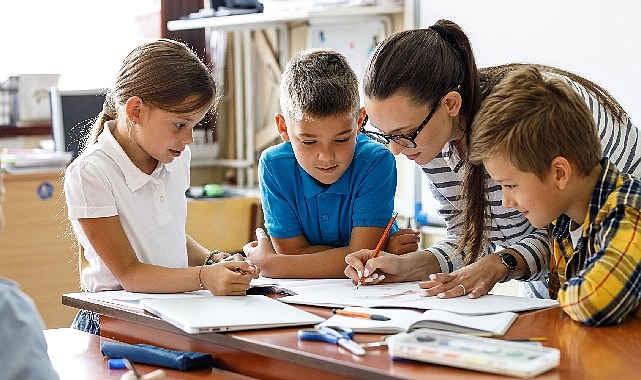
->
<box><xmin>65</xmin><ymin>121</ymin><xmax>190</xmax><ymax>291</ymax></box>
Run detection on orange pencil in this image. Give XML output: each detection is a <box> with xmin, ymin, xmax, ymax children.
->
<box><xmin>333</xmin><ymin>308</ymin><xmax>391</xmax><ymax>321</ymax></box>
<box><xmin>356</xmin><ymin>212</ymin><xmax>398</xmax><ymax>288</ymax></box>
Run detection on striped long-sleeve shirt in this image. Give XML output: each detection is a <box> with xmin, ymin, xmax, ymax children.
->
<box><xmin>420</xmin><ymin>72</ymin><xmax>641</xmax><ymax>297</ymax></box>
<box><xmin>549</xmin><ymin>160</ymin><xmax>641</xmax><ymax>325</ymax></box>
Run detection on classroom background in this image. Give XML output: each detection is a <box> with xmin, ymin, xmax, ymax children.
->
<box><xmin>0</xmin><ymin>0</ymin><xmax>638</xmax><ymax>329</ymax></box>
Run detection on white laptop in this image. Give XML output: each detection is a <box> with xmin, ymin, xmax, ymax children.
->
<box><xmin>140</xmin><ymin>295</ymin><xmax>324</xmax><ymax>334</ymax></box>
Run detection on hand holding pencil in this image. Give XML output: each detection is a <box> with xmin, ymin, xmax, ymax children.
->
<box><xmin>356</xmin><ymin>212</ymin><xmax>398</xmax><ymax>288</ymax></box>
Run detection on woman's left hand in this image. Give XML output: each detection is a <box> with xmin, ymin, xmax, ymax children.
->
<box><xmin>419</xmin><ymin>256</ymin><xmax>505</xmax><ymax>299</ymax></box>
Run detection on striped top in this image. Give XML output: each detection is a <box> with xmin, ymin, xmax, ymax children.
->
<box><xmin>420</xmin><ymin>72</ymin><xmax>641</xmax><ymax>290</ymax></box>
<box><xmin>549</xmin><ymin>160</ymin><xmax>641</xmax><ymax>325</ymax></box>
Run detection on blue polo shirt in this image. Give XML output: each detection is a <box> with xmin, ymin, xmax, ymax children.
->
<box><xmin>259</xmin><ymin>134</ymin><xmax>398</xmax><ymax>247</ymax></box>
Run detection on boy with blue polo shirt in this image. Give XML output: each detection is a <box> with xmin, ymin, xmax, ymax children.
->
<box><xmin>469</xmin><ymin>66</ymin><xmax>641</xmax><ymax>326</ymax></box>
<box><xmin>243</xmin><ymin>48</ymin><xmax>419</xmax><ymax>278</ymax></box>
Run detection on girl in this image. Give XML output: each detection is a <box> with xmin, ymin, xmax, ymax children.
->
<box><xmin>65</xmin><ymin>39</ymin><xmax>257</xmax><ymax>334</ymax></box>
<box><xmin>345</xmin><ymin>19</ymin><xmax>641</xmax><ymax>299</ymax></box>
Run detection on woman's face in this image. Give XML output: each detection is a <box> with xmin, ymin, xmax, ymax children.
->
<box><xmin>364</xmin><ymin>92</ymin><xmax>459</xmax><ymax>166</ymax></box>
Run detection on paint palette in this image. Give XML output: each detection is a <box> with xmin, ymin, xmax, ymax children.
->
<box><xmin>387</xmin><ymin>329</ymin><xmax>560</xmax><ymax>378</ymax></box>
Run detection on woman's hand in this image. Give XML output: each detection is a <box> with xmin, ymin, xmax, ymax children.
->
<box><xmin>385</xmin><ymin>228</ymin><xmax>420</xmax><ymax>255</ymax></box>
<box><xmin>344</xmin><ymin>249</ymin><xmax>422</xmax><ymax>285</ymax></box>
<box><xmin>419</xmin><ymin>255</ymin><xmax>507</xmax><ymax>298</ymax></box>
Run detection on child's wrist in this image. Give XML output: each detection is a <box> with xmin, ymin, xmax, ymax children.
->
<box><xmin>198</xmin><ymin>251</ymin><xmax>217</xmax><ymax>290</ymax></box>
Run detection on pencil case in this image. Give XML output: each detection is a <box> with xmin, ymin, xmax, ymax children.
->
<box><xmin>100</xmin><ymin>341</ymin><xmax>215</xmax><ymax>371</ymax></box>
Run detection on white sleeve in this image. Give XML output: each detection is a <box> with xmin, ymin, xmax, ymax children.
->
<box><xmin>64</xmin><ymin>159</ymin><xmax>118</xmax><ymax>220</ymax></box>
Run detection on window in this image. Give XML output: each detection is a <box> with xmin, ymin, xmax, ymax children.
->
<box><xmin>0</xmin><ymin>1</ymin><xmax>160</xmax><ymax>90</ymax></box>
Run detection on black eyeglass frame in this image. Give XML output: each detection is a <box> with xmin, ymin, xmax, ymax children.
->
<box><xmin>360</xmin><ymin>87</ymin><xmax>458</xmax><ymax>148</ymax></box>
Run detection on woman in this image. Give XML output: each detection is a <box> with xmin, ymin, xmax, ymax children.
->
<box><xmin>344</xmin><ymin>19</ymin><xmax>641</xmax><ymax>299</ymax></box>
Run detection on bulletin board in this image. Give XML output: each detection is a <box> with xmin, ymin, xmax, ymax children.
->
<box><xmin>307</xmin><ymin>20</ymin><xmax>387</xmax><ymax>103</ymax></box>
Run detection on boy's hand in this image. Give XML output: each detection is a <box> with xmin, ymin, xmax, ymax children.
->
<box><xmin>385</xmin><ymin>228</ymin><xmax>420</xmax><ymax>255</ymax></box>
<box><xmin>243</xmin><ymin>228</ymin><xmax>276</xmax><ymax>270</ymax></box>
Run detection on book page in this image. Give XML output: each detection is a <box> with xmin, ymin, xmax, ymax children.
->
<box><xmin>317</xmin><ymin>307</ymin><xmax>423</xmax><ymax>333</ymax></box>
<box><xmin>280</xmin><ymin>283</ymin><xmax>558</xmax><ymax>314</ymax></box>
<box><xmin>409</xmin><ymin>309</ymin><xmax>518</xmax><ymax>335</ymax></box>
<box><xmin>317</xmin><ymin>307</ymin><xmax>517</xmax><ymax>335</ymax></box>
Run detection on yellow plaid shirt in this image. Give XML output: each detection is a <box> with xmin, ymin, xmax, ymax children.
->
<box><xmin>548</xmin><ymin>159</ymin><xmax>641</xmax><ymax>326</ymax></box>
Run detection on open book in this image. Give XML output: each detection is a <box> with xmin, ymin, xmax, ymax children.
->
<box><xmin>317</xmin><ymin>307</ymin><xmax>518</xmax><ymax>336</ymax></box>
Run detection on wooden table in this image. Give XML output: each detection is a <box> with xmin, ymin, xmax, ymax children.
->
<box><xmin>44</xmin><ymin>328</ymin><xmax>255</xmax><ymax>379</ymax></box>
<box><xmin>62</xmin><ymin>293</ymin><xmax>641</xmax><ymax>379</ymax></box>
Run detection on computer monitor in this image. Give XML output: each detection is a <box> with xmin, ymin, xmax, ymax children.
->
<box><xmin>50</xmin><ymin>88</ymin><xmax>106</xmax><ymax>160</ymax></box>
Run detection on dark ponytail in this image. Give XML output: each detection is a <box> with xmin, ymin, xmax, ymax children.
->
<box><xmin>363</xmin><ymin>20</ymin><xmax>492</xmax><ymax>265</ymax></box>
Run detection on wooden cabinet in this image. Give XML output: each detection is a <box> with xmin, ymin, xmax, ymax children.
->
<box><xmin>0</xmin><ymin>170</ymin><xmax>79</xmax><ymax>328</ymax></box>
<box><xmin>0</xmin><ymin>171</ymin><xmax>263</xmax><ymax>327</ymax></box>
<box><xmin>186</xmin><ymin>196</ymin><xmax>262</xmax><ymax>254</ymax></box>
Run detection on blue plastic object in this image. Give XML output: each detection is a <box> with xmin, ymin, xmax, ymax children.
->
<box><xmin>297</xmin><ymin>326</ymin><xmax>354</xmax><ymax>344</ymax></box>
<box><xmin>108</xmin><ymin>358</ymin><xmax>127</xmax><ymax>370</ymax></box>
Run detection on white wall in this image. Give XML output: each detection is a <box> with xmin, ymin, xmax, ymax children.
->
<box><xmin>417</xmin><ymin>0</ymin><xmax>641</xmax><ymax>124</ymax></box>
<box><xmin>400</xmin><ymin>0</ymin><xmax>641</xmax><ymax>224</ymax></box>
<box><xmin>0</xmin><ymin>1</ymin><xmax>159</xmax><ymax>90</ymax></box>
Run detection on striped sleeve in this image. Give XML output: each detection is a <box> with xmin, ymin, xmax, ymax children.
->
<box><xmin>421</xmin><ymin>162</ymin><xmax>466</xmax><ymax>273</ymax></box>
<box><xmin>562</xmin><ymin>76</ymin><xmax>641</xmax><ymax>177</ymax></box>
<box><xmin>420</xmin><ymin>155</ymin><xmax>550</xmax><ymax>278</ymax></box>
<box><xmin>507</xmin><ymin>229</ymin><xmax>550</xmax><ymax>281</ymax></box>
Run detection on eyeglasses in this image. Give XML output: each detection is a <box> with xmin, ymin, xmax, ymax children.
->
<box><xmin>360</xmin><ymin>92</ymin><xmax>451</xmax><ymax>149</ymax></box>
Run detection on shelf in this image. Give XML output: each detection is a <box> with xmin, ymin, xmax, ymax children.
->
<box><xmin>0</xmin><ymin>123</ymin><xmax>52</xmax><ymax>137</ymax></box>
<box><xmin>167</xmin><ymin>4</ymin><xmax>404</xmax><ymax>31</ymax></box>
<box><xmin>166</xmin><ymin>3</ymin><xmax>405</xmax><ymax>186</ymax></box>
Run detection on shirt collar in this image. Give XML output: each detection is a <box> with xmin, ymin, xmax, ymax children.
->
<box><xmin>99</xmin><ymin>121</ymin><xmax>168</xmax><ymax>192</ymax></box>
<box><xmin>300</xmin><ymin>165</ymin><xmax>351</xmax><ymax>198</ymax></box>
<box><xmin>551</xmin><ymin>158</ymin><xmax>617</xmax><ymax>238</ymax></box>
<box><xmin>442</xmin><ymin>141</ymin><xmax>465</xmax><ymax>173</ymax></box>
<box><xmin>588</xmin><ymin>158</ymin><xmax>620</xmax><ymax>221</ymax></box>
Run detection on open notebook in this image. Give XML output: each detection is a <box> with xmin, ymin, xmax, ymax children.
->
<box><xmin>141</xmin><ymin>295</ymin><xmax>324</xmax><ymax>334</ymax></box>
<box><xmin>317</xmin><ymin>307</ymin><xmax>517</xmax><ymax>336</ymax></box>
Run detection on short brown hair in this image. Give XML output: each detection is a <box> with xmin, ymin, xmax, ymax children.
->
<box><xmin>280</xmin><ymin>48</ymin><xmax>360</xmax><ymax>122</ymax></box>
<box><xmin>469</xmin><ymin>66</ymin><xmax>601</xmax><ymax>179</ymax></box>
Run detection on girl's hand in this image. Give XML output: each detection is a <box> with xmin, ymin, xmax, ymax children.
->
<box><xmin>201</xmin><ymin>261</ymin><xmax>254</xmax><ymax>296</ymax></box>
<box><xmin>385</xmin><ymin>228</ymin><xmax>420</xmax><ymax>255</ymax></box>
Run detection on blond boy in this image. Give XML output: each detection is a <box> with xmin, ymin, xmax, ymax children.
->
<box><xmin>468</xmin><ymin>66</ymin><xmax>641</xmax><ymax>326</ymax></box>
